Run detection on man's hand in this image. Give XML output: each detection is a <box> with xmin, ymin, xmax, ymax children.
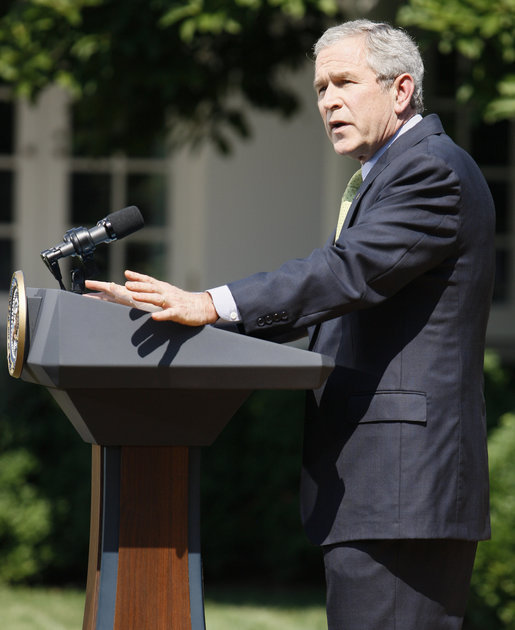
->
<box><xmin>84</xmin><ymin>277</ymin><xmax>154</xmax><ymax>310</ymax></box>
<box><xmin>84</xmin><ymin>270</ymin><xmax>219</xmax><ymax>326</ymax></box>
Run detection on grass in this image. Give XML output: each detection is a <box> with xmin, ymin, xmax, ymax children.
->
<box><xmin>205</xmin><ymin>585</ymin><xmax>327</xmax><ymax>630</ymax></box>
<box><xmin>0</xmin><ymin>585</ymin><xmax>85</xmax><ymax>630</ymax></box>
<box><xmin>0</xmin><ymin>583</ymin><xmax>327</xmax><ymax>630</ymax></box>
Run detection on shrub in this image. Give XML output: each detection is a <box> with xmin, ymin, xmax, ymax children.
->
<box><xmin>0</xmin><ymin>449</ymin><xmax>52</xmax><ymax>582</ymax></box>
<box><xmin>467</xmin><ymin>412</ymin><xmax>515</xmax><ymax>629</ymax></box>
<box><xmin>0</xmin><ymin>371</ymin><xmax>90</xmax><ymax>584</ymax></box>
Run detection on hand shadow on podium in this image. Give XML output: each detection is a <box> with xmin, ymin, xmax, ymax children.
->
<box><xmin>129</xmin><ymin>308</ymin><xmax>203</xmax><ymax>367</ymax></box>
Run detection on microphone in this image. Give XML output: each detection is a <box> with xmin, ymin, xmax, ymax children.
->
<box><xmin>41</xmin><ymin>206</ymin><xmax>145</xmax><ymax>293</ymax></box>
<box><xmin>41</xmin><ymin>206</ymin><xmax>144</xmax><ymax>265</ymax></box>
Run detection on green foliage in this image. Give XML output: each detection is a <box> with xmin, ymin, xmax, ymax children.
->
<box><xmin>483</xmin><ymin>349</ymin><xmax>515</xmax><ymax>432</ymax></box>
<box><xmin>201</xmin><ymin>389</ymin><xmax>324</xmax><ymax>584</ymax></box>
<box><xmin>0</xmin><ymin>450</ymin><xmax>52</xmax><ymax>582</ymax></box>
<box><xmin>486</xmin><ymin>74</ymin><xmax>515</xmax><ymax>122</ymax></box>
<box><xmin>398</xmin><ymin>0</ymin><xmax>515</xmax><ymax>122</ymax></box>
<box><xmin>467</xmin><ymin>412</ymin><xmax>515</xmax><ymax>630</ymax></box>
<box><xmin>0</xmin><ymin>369</ymin><xmax>91</xmax><ymax>584</ymax></box>
<box><xmin>0</xmin><ymin>0</ymin><xmax>340</xmax><ymax>154</ymax></box>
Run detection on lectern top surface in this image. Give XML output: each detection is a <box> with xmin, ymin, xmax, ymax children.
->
<box><xmin>23</xmin><ymin>287</ymin><xmax>333</xmax><ymax>391</ymax></box>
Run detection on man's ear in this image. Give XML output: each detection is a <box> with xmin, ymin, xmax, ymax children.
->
<box><xmin>393</xmin><ymin>73</ymin><xmax>415</xmax><ymax>115</ymax></box>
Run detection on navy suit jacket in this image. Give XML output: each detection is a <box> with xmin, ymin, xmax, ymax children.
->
<box><xmin>228</xmin><ymin>115</ymin><xmax>495</xmax><ymax>545</ymax></box>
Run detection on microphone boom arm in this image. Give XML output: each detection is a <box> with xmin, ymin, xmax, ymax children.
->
<box><xmin>41</xmin><ymin>249</ymin><xmax>66</xmax><ymax>291</ymax></box>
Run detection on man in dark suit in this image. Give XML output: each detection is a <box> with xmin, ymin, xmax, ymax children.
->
<box><xmin>87</xmin><ymin>19</ymin><xmax>495</xmax><ymax>630</ymax></box>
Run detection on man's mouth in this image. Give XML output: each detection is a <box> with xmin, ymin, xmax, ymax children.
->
<box><xmin>329</xmin><ymin>121</ymin><xmax>347</xmax><ymax>132</ymax></box>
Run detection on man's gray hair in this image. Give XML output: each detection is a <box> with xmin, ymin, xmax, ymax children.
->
<box><xmin>314</xmin><ymin>20</ymin><xmax>424</xmax><ymax>113</ymax></box>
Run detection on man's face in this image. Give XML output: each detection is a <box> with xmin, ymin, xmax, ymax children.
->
<box><xmin>314</xmin><ymin>36</ymin><xmax>401</xmax><ymax>163</ymax></box>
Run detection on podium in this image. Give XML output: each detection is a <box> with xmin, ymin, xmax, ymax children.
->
<box><xmin>13</xmin><ymin>286</ymin><xmax>333</xmax><ymax>630</ymax></box>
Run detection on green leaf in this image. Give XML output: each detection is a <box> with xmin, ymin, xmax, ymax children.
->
<box><xmin>159</xmin><ymin>0</ymin><xmax>203</xmax><ymax>28</ymax></box>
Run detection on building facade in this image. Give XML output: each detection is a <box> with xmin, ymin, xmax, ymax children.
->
<box><xmin>1</xmin><ymin>50</ymin><xmax>514</xmax><ymax>358</ymax></box>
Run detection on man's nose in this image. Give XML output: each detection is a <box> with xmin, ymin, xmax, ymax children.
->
<box><xmin>321</xmin><ymin>84</ymin><xmax>342</xmax><ymax>110</ymax></box>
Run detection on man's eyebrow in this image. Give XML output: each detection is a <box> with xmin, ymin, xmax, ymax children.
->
<box><xmin>314</xmin><ymin>70</ymin><xmax>354</xmax><ymax>89</ymax></box>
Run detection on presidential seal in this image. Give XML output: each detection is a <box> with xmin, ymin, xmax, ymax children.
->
<box><xmin>7</xmin><ymin>270</ymin><xmax>27</xmax><ymax>378</ymax></box>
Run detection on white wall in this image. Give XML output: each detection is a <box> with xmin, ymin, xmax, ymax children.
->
<box><xmin>170</xmin><ymin>64</ymin><xmax>356</xmax><ymax>291</ymax></box>
<box><xmin>15</xmin><ymin>86</ymin><xmax>70</xmax><ymax>290</ymax></box>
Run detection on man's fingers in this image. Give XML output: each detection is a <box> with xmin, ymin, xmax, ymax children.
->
<box><xmin>83</xmin><ymin>291</ymin><xmax>108</xmax><ymax>301</ymax></box>
<box><xmin>85</xmin><ymin>279</ymin><xmax>111</xmax><ymax>292</ymax></box>
<box><xmin>150</xmin><ymin>309</ymin><xmax>175</xmax><ymax>322</ymax></box>
<box><xmin>127</xmin><ymin>291</ymin><xmax>161</xmax><ymax>305</ymax></box>
<box><xmin>125</xmin><ymin>281</ymin><xmax>157</xmax><ymax>294</ymax></box>
<box><xmin>124</xmin><ymin>269</ymin><xmax>156</xmax><ymax>284</ymax></box>
<box><xmin>85</xmin><ymin>272</ymin><xmax>215</xmax><ymax>325</ymax></box>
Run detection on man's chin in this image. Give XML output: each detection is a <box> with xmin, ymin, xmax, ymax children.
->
<box><xmin>332</xmin><ymin>141</ymin><xmax>357</xmax><ymax>158</ymax></box>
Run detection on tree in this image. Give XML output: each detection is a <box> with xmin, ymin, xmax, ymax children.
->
<box><xmin>467</xmin><ymin>412</ymin><xmax>515</xmax><ymax>629</ymax></box>
<box><xmin>0</xmin><ymin>0</ymin><xmax>340</xmax><ymax>154</ymax></box>
<box><xmin>398</xmin><ymin>0</ymin><xmax>515</xmax><ymax>122</ymax></box>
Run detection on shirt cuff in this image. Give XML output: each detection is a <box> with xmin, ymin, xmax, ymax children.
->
<box><xmin>207</xmin><ymin>285</ymin><xmax>241</xmax><ymax>322</ymax></box>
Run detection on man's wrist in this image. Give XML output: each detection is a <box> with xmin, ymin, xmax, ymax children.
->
<box><xmin>202</xmin><ymin>291</ymin><xmax>219</xmax><ymax>324</ymax></box>
<box><xmin>206</xmin><ymin>285</ymin><xmax>241</xmax><ymax>322</ymax></box>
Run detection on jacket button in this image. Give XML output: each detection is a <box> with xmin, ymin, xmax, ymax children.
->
<box><xmin>273</xmin><ymin>312</ymin><xmax>281</xmax><ymax>322</ymax></box>
<box><xmin>265</xmin><ymin>314</ymin><xmax>273</xmax><ymax>325</ymax></box>
<box><xmin>257</xmin><ymin>317</ymin><xmax>265</xmax><ymax>327</ymax></box>
<box><xmin>280</xmin><ymin>311</ymin><xmax>288</xmax><ymax>321</ymax></box>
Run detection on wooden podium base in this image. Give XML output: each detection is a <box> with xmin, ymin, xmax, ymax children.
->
<box><xmin>83</xmin><ymin>445</ymin><xmax>205</xmax><ymax>630</ymax></box>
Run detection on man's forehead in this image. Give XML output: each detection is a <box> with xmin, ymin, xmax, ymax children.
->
<box><xmin>314</xmin><ymin>35</ymin><xmax>367</xmax><ymax>76</ymax></box>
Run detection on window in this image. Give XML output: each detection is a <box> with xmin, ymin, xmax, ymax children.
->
<box><xmin>68</xmin><ymin>121</ymin><xmax>171</xmax><ymax>284</ymax></box>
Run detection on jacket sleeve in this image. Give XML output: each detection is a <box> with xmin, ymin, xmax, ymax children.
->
<box><xmin>229</xmin><ymin>152</ymin><xmax>461</xmax><ymax>336</ymax></box>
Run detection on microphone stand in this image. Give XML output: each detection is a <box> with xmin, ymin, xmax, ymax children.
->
<box><xmin>70</xmin><ymin>254</ymin><xmax>99</xmax><ymax>294</ymax></box>
<box><xmin>41</xmin><ymin>249</ymin><xmax>99</xmax><ymax>294</ymax></box>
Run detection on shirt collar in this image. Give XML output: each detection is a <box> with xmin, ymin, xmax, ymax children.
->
<box><xmin>361</xmin><ymin>114</ymin><xmax>422</xmax><ymax>180</ymax></box>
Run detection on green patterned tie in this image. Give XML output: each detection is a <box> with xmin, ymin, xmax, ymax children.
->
<box><xmin>335</xmin><ymin>168</ymin><xmax>363</xmax><ymax>241</ymax></box>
